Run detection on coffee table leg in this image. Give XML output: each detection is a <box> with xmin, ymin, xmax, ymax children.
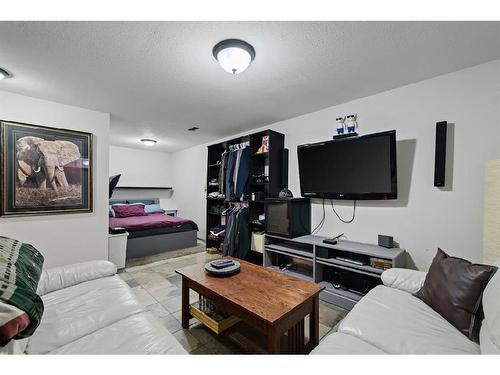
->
<box><xmin>288</xmin><ymin>319</ymin><xmax>305</xmax><ymax>354</ymax></box>
<box><xmin>181</xmin><ymin>277</ymin><xmax>190</xmax><ymax>329</ymax></box>
<box><xmin>309</xmin><ymin>295</ymin><xmax>319</xmax><ymax>349</ymax></box>
<box><xmin>267</xmin><ymin>327</ymin><xmax>281</xmax><ymax>354</ymax></box>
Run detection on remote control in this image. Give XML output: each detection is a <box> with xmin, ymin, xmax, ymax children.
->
<box><xmin>211</xmin><ymin>259</ymin><xmax>232</xmax><ymax>266</ymax></box>
<box><xmin>211</xmin><ymin>260</ymin><xmax>234</xmax><ymax>269</ymax></box>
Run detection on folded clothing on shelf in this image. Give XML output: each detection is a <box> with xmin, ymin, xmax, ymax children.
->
<box><xmin>207</xmin><ymin>192</ymin><xmax>225</xmax><ymax>199</ymax></box>
<box><xmin>209</xmin><ymin>225</ymin><xmax>226</xmax><ymax>239</ymax></box>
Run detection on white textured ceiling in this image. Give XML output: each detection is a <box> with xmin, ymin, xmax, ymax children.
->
<box><xmin>0</xmin><ymin>21</ymin><xmax>499</xmax><ymax>152</ymax></box>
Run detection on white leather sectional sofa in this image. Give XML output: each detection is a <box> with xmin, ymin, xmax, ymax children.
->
<box><xmin>312</xmin><ymin>262</ymin><xmax>500</xmax><ymax>354</ymax></box>
<box><xmin>4</xmin><ymin>260</ymin><xmax>186</xmax><ymax>354</ymax></box>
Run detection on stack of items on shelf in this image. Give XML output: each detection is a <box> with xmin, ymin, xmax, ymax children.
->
<box><xmin>196</xmin><ymin>296</ymin><xmax>233</xmax><ymax>322</ymax></box>
<box><xmin>207</xmin><ymin>191</ymin><xmax>225</xmax><ymax>199</ymax></box>
<box><xmin>209</xmin><ymin>204</ymin><xmax>225</xmax><ymax>214</ymax></box>
<box><xmin>370</xmin><ymin>257</ymin><xmax>393</xmax><ymax>270</ymax></box>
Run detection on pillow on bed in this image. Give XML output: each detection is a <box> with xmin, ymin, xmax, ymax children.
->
<box><xmin>112</xmin><ymin>204</ymin><xmax>147</xmax><ymax>218</ymax></box>
<box><xmin>145</xmin><ymin>204</ymin><xmax>165</xmax><ymax>214</ymax></box>
<box><xmin>127</xmin><ymin>199</ymin><xmax>155</xmax><ymax>205</ymax></box>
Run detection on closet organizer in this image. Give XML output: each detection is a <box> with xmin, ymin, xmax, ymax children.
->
<box><xmin>205</xmin><ymin>130</ymin><xmax>286</xmax><ymax>263</ymax></box>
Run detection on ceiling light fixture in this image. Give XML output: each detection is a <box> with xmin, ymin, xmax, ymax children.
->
<box><xmin>140</xmin><ymin>138</ymin><xmax>157</xmax><ymax>146</ymax></box>
<box><xmin>0</xmin><ymin>68</ymin><xmax>12</xmax><ymax>81</ymax></box>
<box><xmin>212</xmin><ymin>39</ymin><xmax>255</xmax><ymax>75</ymax></box>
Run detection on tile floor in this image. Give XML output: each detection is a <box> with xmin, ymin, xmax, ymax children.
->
<box><xmin>119</xmin><ymin>247</ymin><xmax>348</xmax><ymax>354</ymax></box>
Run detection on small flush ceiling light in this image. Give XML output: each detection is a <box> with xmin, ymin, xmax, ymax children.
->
<box><xmin>0</xmin><ymin>68</ymin><xmax>12</xmax><ymax>81</ymax></box>
<box><xmin>140</xmin><ymin>138</ymin><xmax>157</xmax><ymax>146</ymax></box>
<box><xmin>213</xmin><ymin>39</ymin><xmax>255</xmax><ymax>75</ymax></box>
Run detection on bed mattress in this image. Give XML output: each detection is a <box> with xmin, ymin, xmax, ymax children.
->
<box><xmin>109</xmin><ymin>213</ymin><xmax>198</xmax><ymax>237</ymax></box>
<box><xmin>125</xmin><ymin>224</ymin><xmax>195</xmax><ymax>239</ymax></box>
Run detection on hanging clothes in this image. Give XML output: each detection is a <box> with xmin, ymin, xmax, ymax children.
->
<box><xmin>224</xmin><ymin>144</ymin><xmax>251</xmax><ymax>201</ymax></box>
<box><xmin>233</xmin><ymin>149</ymin><xmax>242</xmax><ymax>193</ymax></box>
<box><xmin>225</xmin><ymin>150</ymin><xmax>237</xmax><ymax>200</ymax></box>
<box><xmin>234</xmin><ymin>147</ymin><xmax>251</xmax><ymax>199</ymax></box>
<box><xmin>222</xmin><ymin>205</ymin><xmax>250</xmax><ymax>259</ymax></box>
<box><xmin>223</xmin><ymin>209</ymin><xmax>236</xmax><ymax>256</ymax></box>
<box><xmin>234</xmin><ymin>207</ymin><xmax>250</xmax><ymax>259</ymax></box>
<box><xmin>218</xmin><ymin>151</ymin><xmax>229</xmax><ymax>195</ymax></box>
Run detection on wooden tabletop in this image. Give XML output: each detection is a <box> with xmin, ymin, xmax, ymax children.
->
<box><xmin>175</xmin><ymin>258</ymin><xmax>324</xmax><ymax>324</ymax></box>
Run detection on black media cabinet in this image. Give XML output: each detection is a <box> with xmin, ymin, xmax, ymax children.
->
<box><xmin>263</xmin><ymin>234</ymin><xmax>406</xmax><ymax>310</ymax></box>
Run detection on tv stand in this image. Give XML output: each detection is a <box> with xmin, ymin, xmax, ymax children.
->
<box><xmin>263</xmin><ymin>234</ymin><xmax>406</xmax><ymax>310</ymax></box>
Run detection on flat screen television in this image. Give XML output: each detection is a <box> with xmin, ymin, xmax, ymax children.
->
<box><xmin>297</xmin><ymin>130</ymin><xmax>397</xmax><ymax>200</ymax></box>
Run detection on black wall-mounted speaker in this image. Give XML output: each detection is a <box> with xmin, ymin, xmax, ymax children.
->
<box><xmin>434</xmin><ymin>121</ymin><xmax>448</xmax><ymax>187</ymax></box>
<box><xmin>282</xmin><ymin>148</ymin><xmax>289</xmax><ymax>188</ymax></box>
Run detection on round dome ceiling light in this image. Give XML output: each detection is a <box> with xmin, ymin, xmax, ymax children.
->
<box><xmin>213</xmin><ymin>39</ymin><xmax>256</xmax><ymax>75</ymax></box>
<box><xmin>140</xmin><ymin>138</ymin><xmax>158</xmax><ymax>146</ymax></box>
<box><xmin>0</xmin><ymin>68</ymin><xmax>12</xmax><ymax>81</ymax></box>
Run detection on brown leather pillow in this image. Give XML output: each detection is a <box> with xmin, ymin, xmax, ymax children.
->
<box><xmin>414</xmin><ymin>249</ymin><xmax>497</xmax><ymax>343</ymax></box>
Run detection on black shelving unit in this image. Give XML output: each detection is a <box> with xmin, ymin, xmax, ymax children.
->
<box><xmin>206</xmin><ymin>129</ymin><xmax>286</xmax><ymax>264</ymax></box>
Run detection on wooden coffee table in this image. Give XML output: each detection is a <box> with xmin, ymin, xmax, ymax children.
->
<box><xmin>175</xmin><ymin>258</ymin><xmax>324</xmax><ymax>354</ymax></box>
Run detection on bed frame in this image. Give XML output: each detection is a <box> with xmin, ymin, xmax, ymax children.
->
<box><xmin>109</xmin><ymin>198</ymin><xmax>198</xmax><ymax>260</ymax></box>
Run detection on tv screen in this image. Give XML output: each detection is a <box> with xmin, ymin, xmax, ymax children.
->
<box><xmin>297</xmin><ymin>130</ymin><xmax>397</xmax><ymax>200</ymax></box>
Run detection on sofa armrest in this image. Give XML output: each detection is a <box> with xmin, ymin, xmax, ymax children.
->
<box><xmin>381</xmin><ymin>268</ymin><xmax>427</xmax><ymax>294</ymax></box>
<box><xmin>37</xmin><ymin>260</ymin><xmax>117</xmax><ymax>296</ymax></box>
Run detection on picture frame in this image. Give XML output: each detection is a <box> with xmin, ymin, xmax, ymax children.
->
<box><xmin>0</xmin><ymin>120</ymin><xmax>93</xmax><ymax>216</ymax></box>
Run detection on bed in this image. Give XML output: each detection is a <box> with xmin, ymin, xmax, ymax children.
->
<box><xmin>109</xmin><ymin>198</ymin><xmax>198</xmax><ymax>259</ymax></box>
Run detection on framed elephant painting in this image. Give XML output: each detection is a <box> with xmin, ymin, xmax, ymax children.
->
<box><xmin>0</xmin><ymin>120</ymin><xmax>93</xmax><ymax>216</ymax></box>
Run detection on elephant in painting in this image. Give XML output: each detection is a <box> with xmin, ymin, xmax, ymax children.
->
<box><xmin>15</xmin><ymin>136</ymin><xmax>81</xmax><ymax>191</ymax></box>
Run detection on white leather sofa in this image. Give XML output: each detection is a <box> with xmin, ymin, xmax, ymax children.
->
<box><xmin>312</xmin><ymin>261</ymin><xmax>500</xmax><ymax>354</ymax></box>
<box><xmin>3</xmin><ymin>260</ymin><xmax>186</xmax><ymax>354</ymax></box>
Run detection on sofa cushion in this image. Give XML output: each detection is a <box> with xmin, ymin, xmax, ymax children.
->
<box><xmin>381</xmin><ymin>268</ymin><xmax>427</xmax><ymax>294</ymax></box>
<box><xmin>338</xmin><ymin>285</ymin><xmax>480</xmax><ymax>354</ymax></box>
<box><xmin>481</xmin><ymin>259</ymin><xmax>500</xmax><ymax>352</ymax></box>
<box><xmin>48</xmin><ymin>312</ymin><xmax>186</xmax><ymax>354</ymax></box>
<box><xmin>37</xmin><ymin>260</ymin><xmax>117</xmax><ymax>296</ymax></box>
<box><xmin>480</xmin><ymin>320</ymin><xmax>500</xmax><ymax>354</ymax></box>
<box><xmin>414</xmin><ymin>249</ymin><xmax>497</xmax><ymax>342</ymax></box>
<box><xmin>311</xmin><ymin>332</ymin><xmax>386</xmax><ymax>354</ymax></box>
<box><xmin>26</xmin><ymin>275</ymin><xmax>142</xmax><ymax>354</ymax></box>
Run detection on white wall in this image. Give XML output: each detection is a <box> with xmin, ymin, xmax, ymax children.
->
<box><xmin>0</xmin><ymin>91</ymin><xmax>110</xmax><ymax>268</ymax></box>
<box><xmin>170</xmin><ymin>60</ymin><xmax>500</xmax><ymax>270</ymax></box>
<box><xmin>171</xmin><ymin>146</ymin><xmax>207</xmax><ymax>239</ymax></box>
<box><xmin>109</xmin><ymin>145</ymin><xmax>175</xmax><ymax>209</ymax></box>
